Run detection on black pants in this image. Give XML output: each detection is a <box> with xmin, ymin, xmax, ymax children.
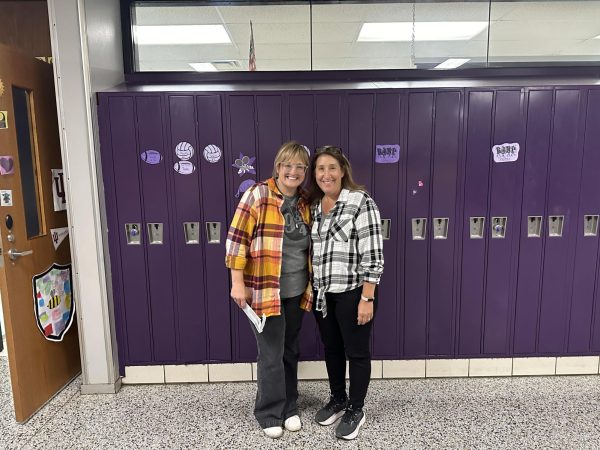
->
<box><xmin>252</xmin><ymin>294</ymin><xmax>304</xmax><ymax>428</ymax></box>
<box><xmin>313</xmin><ymin>286</ymin><xmax>377</xmax><ymax>410</ymax></box>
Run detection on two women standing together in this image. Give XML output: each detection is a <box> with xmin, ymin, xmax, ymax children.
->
<box><xmin>225</xmin><ymin>142</ymin><xmax>384</xmax><ymax>441</ymax></box>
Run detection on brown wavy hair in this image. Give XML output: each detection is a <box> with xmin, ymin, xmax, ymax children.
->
<box><xmin>308</xmin><ymin>145</ymin><xmax>366</xmax><ymax>204</ymax></box>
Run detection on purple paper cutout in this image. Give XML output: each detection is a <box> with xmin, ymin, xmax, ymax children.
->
<box><xmin>232</xmin><ymin>153</ymin><xmax>256</xmax><ymax>176</ymax></box>
<box><xmin>236</xmin><ymin>179</ymin><xmax>255</xmax><ymax>198</ymax></box>
<box><xmin>375</xmin><ymin>145</ymin><xmax>400</xmax><ymax>164</ymax></box>
<box><xmin>140</xmin><ymin>150</ymin><xmax>162</xmax><ymax>165</ymax></box>
<box><xmin>0</xmin><ymin>156</ymin><xmax>14</xmax><ymax>175</ymax></box>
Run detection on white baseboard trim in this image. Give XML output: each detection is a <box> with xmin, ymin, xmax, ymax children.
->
<box><xmin>81</xmin><ymin>378</ymin><xmax>122</xmax><ymax>394</ymax></box>
<box><xmin>121</xmin><ymin>356</ymin><xmax>600</xmax><ymax>384</ymax></box>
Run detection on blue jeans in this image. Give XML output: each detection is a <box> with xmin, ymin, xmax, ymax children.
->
<box><xmin>252</xmin><ymin>294</ymin><xmax>304</xmax><ymax>429</ymax></box>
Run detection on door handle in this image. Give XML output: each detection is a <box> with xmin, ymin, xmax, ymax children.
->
<box><xmin>7</xmin><ymin>248</ymin><xmax>33</xmax><ymax>261</ymax></box>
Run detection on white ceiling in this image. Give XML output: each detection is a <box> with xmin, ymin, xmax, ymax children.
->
<box><xmin>133</xmin><ymin>1</ymin><xmax>600</xmax><ymax>71</ymax></box>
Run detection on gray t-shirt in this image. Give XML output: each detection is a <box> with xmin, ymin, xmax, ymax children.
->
<box><xmin>280</xmin><ymin>194</ymin><xmax>310</xmax><ymax>298</ymax></box>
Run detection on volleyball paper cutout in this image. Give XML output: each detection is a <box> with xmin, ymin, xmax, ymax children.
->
<box><xmin>203</xmin><ymin>145</ymin><xmax>222</xmax><ymax>163</ymax></box>
<box><xmin>175</xmin><ymin>142</ymin><xmax>194</xmax><ymax>160</ymax></box>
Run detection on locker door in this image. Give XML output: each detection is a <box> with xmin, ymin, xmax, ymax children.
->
<box><xmin>256</xmin><ymin>95</ymin><xmax>284</xmax><ymax>178</ymax></box>
<box><xmin>288</xmin><ymin>94</ymin><xmax>320</xmax><ymax>360</ymax></box>
<box><xmin>289</xmin><ymin>94</ymin><xmax>315</xmax><ymax>153</ymax></box>
<box><xmin>458</xmin><ymin>91</ymin><xmax>493</xmax><ymax>357</ymax></box>
<box><xmin>428</xmin><ymin>91</ymin><xmax>462</xmax><ymax>356</ymax></box>
<box><xmin>570</xmin><ymin>89</ymin><xmax>600</xmax><ymax>353</ymax></box>
<box><xmin>106</xmin><ymin>96</ymin><xmax>152</xmax><ymax>364</ymax></box>
<box><xmin>167</xmin><ymin>95</ymin><xmax>208</xmax><ymax>363</ymax></box>
<box><xmin>347</xmin><ymin>93</ymin><xmax>374</xmax><ymax>190</ymax></box>
<box><xmin>403</xmin><ymin>92</ymin><xmax>434</xmax><ymax>357</ymax></box>
<box><xmin>538</xmin><ymin>90</ymin><xmax>585</xmax><ymax>353</ymax></box>
<box><xmin>483</xmin><ymin>90</ymin><xmax>525</xmax><ymax>355</ymax></box>
<box><xmin>372</xmin><ymin>92</ymin><xmax>404</xmax><ymax>358</ymax></box>
<box><xmin>227</xmin><ymin>95</ymin><xmax>258</xmax><ymax>362</ymax></box>
<box><xmin>513</xmin><ymin>89</ymin><xmax>553</xmax><ymax>355</ymax></box>
<box><xmin>315</xmin><ymin>94</ymin><xmax>344</xmax><ymax>149</ymax></box>
<box><xmin>136</xmin><ymin>95</ymin><xmax>177</xmax><ymax>363</ymax></box>
<box><xmin>196</xmin><ymin>95</ymin><xmax>231</xmax><ymax>361</ymax></box>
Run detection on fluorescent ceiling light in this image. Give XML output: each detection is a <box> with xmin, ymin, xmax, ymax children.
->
<box><xmin>134</xmin><ymin>25</ymin><xmax>231</xmax><ymax>45</ymax></box>
<box><xmin>594</xmin><ymin>34</ymin><xmax>600</xmax><ymax>39</ymax></box>
<box><xmin>434</xmin><ymin>58</ymin><xmax>470</xmax><ymax>69</ymax></box>
<box><xmin>358</xmin><ymin>22</ymin><xmax>488</xmax><ymax>42</ymax></box>
<box><xmin>189</xmin><ymin>63</ymin><xmax>218</xmax><ymax>72</ymax></box>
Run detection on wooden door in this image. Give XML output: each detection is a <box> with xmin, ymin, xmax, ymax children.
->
<box><xmin>0</xmin><ymin>43</ymin><xmax>80</xmax><ymax>423</ymax></box>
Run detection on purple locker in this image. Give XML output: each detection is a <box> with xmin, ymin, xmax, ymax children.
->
<box><xmin>289</xmin><ymin>94</ymin><xmax>315</xmax><ymax>153</ymax></box>
<box><xmin>347</xmin><ymin>93</ymin><xmax>374</xmax><ymax>190</ymax></box>
<box><xmin>136</xmin><ymin>96</ymin><xmax>178</xmax><ymax>362</ymax></box>
<box><xmin>316</xmin><ymin>94</ymin><xmax>344</xmax><ymax>148</ymax></box>
<box><xmin>570</xmin><ymin>89</ymin><xmax>600</xmax><ymax>353</ymax></box>
<box><xmin>458</xmin><ymin>91</ymin><xmax>493</xmax><ymax>357</ymax></box>
<box><xmin>287</xmin><ymin>94</ymin><xmax>321</xmax><ymax>360</ymax></box>
<box><xmin>403</xmin><ymin>92</ymin><xmax>434</xmax><ymax>357</ymax></box>
<box><xmin>98</xmin><ymin>97</ymin><xmax>128</xmax><ymax>374</ymax></box>
<box><xmin>227</xmin><ymin>95</ymin><xmax>259</xmax><ymax>362</ymax></box>
<box><xmin>167</xmin><ymin>95</ymin><xmax>208</xmax><ymax>362</ymax></box>
<box><xmin>372</xmin><ymin>92</ymin><xmax>404</xmax><ymax>358</ymax></box>
<box><xmin>196</xmin><ymin>95</ymin><xmax>232</xmax><ymax>361</ymax></box>
<box><xmin>538</xmin><ymin>90</ymin><xmax>584</xmax><ymax>354</ymax></box>
<box><xmin>513</xmin><ymin>89</ymin><xmax>553</xmax><ymax>355</ymax></box>
<box><xmin>483</xmin><ymin>90</ymin><xmax>525</xmax><ymax>355</ymax></box>
<box><xmin>256</xmin><ymin>95</ymin><xmax>284</xmax><ymax>179</ymax></box>
<box><xmin>428</xmin><ymin>91</ymin><xmax>462</xmax><ymax>356</ymax></box>
<box><xmin>106</xmin><ymin>96</ymin><xmax>153</xmax><ymax>364</ymax></box>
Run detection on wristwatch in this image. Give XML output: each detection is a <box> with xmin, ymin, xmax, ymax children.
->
<box><xmin>360</xmin><ymin>295</ymin><xmax>374</xmax><ymax>302</ymax></box>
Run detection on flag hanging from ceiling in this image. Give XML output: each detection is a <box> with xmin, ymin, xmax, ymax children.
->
<box><xmin>249</xmin><ymin>20</ymin><xmax>256</xmax><ymax>71</ymax></box>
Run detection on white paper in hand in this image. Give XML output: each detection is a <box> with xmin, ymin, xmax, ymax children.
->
<box><xmin>243</xmin><ymin>304</ymin><xmax>266</xmax><ymax>333</ymax></box>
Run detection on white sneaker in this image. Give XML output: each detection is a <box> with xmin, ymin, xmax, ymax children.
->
<box><xmin>284</xmin><ymin>415</ymin><xmax>302</xmax><ymax>432</ymax></box>
<box><xmin>263</xmin><ymin>426</ymin><xmax>283</xmax><ymax>439</ymax></box>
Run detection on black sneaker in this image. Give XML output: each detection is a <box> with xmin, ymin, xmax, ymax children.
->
<box><xmin>335</xmin><ymin>408</ymin><xmax>366</xmax><ymax>440</ymax></box>
<box><xmin>314</xmin><ymin>396</ymin><xmax>348</xmax><ymax>426</ymax></box>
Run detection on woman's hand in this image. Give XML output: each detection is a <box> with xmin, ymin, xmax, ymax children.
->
<box><xmin>231</xmin><ymin>282</ymin><xmax>252</xmax><ymax>309</ymax></box>
<box><xmin>357</xmin><ymin>299</ymin><xmax>374</xmax><ymax>325</ymax></box>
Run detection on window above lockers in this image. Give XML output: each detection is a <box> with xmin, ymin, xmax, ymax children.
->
<box><xmin>124</xmin><ymin>0</ymin><xmax>600</xmax><ymax>75</ymax></box>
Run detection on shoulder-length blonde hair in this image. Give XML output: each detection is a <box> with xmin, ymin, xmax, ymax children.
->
<box><xmin>308</xmin><ymin>145</ymin><xmax>366</xmax><ymax>203</ymax></box>
<box><xmin>272</xmin><ymin>141</ymin><xmax>310</xmax><ymax>177</ymax></box>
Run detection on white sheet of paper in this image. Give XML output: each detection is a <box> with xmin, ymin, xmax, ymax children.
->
<box><xmin>243</xmin><ymin>304</ymin><xmax>266</xmax><ymax>333</ymax></box>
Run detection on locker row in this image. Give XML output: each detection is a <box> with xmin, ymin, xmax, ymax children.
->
<box><xmin>97</xmin><ymin>86</ymin><xmax>600</xmax><ymax>373</ymax></box>
<box><xmin>123</xmin><ymin>215</ymin><xmax>600</xmax><ymax>246</ymax></box>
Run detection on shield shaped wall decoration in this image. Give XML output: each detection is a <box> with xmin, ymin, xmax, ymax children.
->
<box><xmin>32</xmin><ymin>263</ymin><xmax>75</xmax><ymax>342</ymax></box>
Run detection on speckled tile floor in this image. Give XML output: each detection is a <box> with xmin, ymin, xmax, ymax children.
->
<box><xmin>2</xmin><ymin>352</ymin><xmax>600</xmax><ymax>450</ymax></box>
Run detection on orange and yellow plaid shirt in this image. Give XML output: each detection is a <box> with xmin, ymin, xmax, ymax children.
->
<box><xmin>225</xmin><ymin>178</ymin><xmax>313</xmax><ymax>317</ymax></box>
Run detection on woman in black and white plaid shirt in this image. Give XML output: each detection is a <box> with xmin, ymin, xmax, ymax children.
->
<box><xmin>308</xmin><ymin>146</ymin><xmax>384</xmax><ymax>441</ymax></box>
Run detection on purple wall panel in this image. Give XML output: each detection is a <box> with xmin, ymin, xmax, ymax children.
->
<box><xmin>403</xmin><ymin>92</ymin><xmax>433</xmax><ymax>357</ymax></box>
<box><xmin>428</xmin><ymin>91</ymin><xmax>461</xmax><ymax>356</ymax></box>
<box><xmin>372</xmin><ymin>92</ymin><xmax>403</xmax><ymax>358</ymax></box>
<box><xmin>538</xmin><ymin>90</ymin><xmax>583</xmax><ymax>353</ymax></box>
<box><xmin>167</xmin><ymin>95</ymin><xmax>208</xmax><ymax>362</ymax></box>
<box><xmin>458</xmin><ymin>91</ymin><xmax>493</xmax><ymax>356</ymax></box>
<box><xmin>256</xmin><ymin>95</ymin><xmax>283</xmax><ymax>179</ymax></box>
<box><xmin>227</xmin><ymin>95</ymin><xmax>258</xmax><ymax>361</ymax></box>
<box><xmin>316</xmin><ymin>94</ymin><xmax>343</xmax><ymax>148</ymax></box>
<box><xmin>570</xmin><ymin>89</ymin><xmax>600</xmax><ymax>353</ymax></box>
<box><xmin>136</xmin><ymin>96</ymin><xmax>178</xmax><ymax>362</ymax></box>
<box><xmin>513</xmin><ymin>89</ymin><xmax>553</xmax><ymax>355</ymax></box>
<box><xmin>347</xmin><ymin>94</ymin><xmax>374</xmax><ymax>190</ymax></box>
<box><xmin>484</xmin><ymin>90</ymin><xmax>525</xmax><ymax>355</ymax></box>
<box><xmin>196</xmin><ymin>95</ymin><xmax>232</xmax><ymax>361</ymax></box>
<box><xmin>107</xmin><ymin>96</ymin><xmax>153</xmax><ymax>363</ymax></box>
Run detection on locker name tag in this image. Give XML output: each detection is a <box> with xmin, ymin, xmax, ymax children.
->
<box><xmin>375</xmin><ymin>144</ymin><xmax>400</xmax><ymax>164</ymax></box>
<box><xmin>492</xmin><ymin>143</ymin><xmax>520</xmax><ymax>163</ymax></box>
